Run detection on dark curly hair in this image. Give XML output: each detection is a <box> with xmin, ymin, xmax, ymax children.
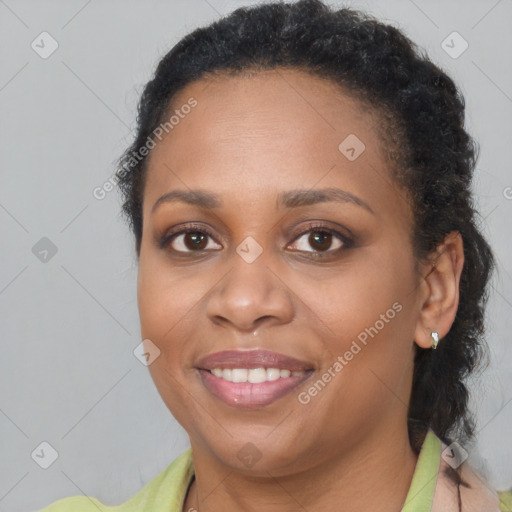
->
<box><xmin>115</xmin><ymin>0</ymin><xmax>495</xmax><ymax>502</ymax></box>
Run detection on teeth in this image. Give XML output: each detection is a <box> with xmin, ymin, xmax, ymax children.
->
<box><xmin>266</xmin><ymin>368</ymin><xmax>280</xmax><ymax>381</ymax></box>
<box><xmin>247</xmin><ymin>367</ymin><xmax>267</xmax><ymax>383</ymax></box>
<box><xmin>232</xmin><ymin>369</ymin><xmax>248</xmax><ymax>383</ymax></box>
<box><xmin>209</xmin><ymin>367</ymin><xmax>304</xmax><ymax>383</ymax></box>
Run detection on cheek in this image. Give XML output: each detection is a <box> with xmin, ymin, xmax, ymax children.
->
<box><xmin>137</xmin><ymin>255</ymin><xmax>202</xmax><ymax>340</ymax></box>
<box><xmin>296</xmin><ymin>254</ymin><xmax>406</xmax><ymax>335</ymax></box>
<box><xmin>136</xmin><ymin>257</ymin><xmax>222</xmax><ymax>397</ymax></box>
<box><xmin>302</xmin><ymin>252</ymin><xmax>415</xmax><ymax>387</ymax></box>
<box><xmin>137</xmin><ymin>265</ymin><xmax>203</xmax><ymax>428</ymax></box>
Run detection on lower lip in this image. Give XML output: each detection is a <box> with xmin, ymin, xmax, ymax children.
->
<box><xmin>198</xmin><ymin>369</ymin><xmax>313</xmax><ymax>408</ymax></box>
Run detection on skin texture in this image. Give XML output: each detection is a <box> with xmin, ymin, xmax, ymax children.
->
<box><xmin>136</xmin><ymin>68</ymin><xmax>465</xmax><ymax>512</ymax></box>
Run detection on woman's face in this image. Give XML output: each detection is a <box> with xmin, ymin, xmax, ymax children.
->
<box><xmin>137</xmin><ymin>68</ymin><xmax>426</xmax><ymax>475</ymax></box>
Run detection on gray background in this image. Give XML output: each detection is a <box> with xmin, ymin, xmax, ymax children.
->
<box><xmin>0</xmin><ymin>0</ymin><xmax>511</xmax><ymax>510</ymax></box>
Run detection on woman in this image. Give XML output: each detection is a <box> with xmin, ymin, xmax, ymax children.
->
<box><xmin>40</xmin><ymin>0</ymin><xmax>512</xmax><ymax>510</ymax></box>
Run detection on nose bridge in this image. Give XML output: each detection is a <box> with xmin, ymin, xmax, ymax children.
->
<box><xmin>205</xmin><ymin>241</ymin><xmax>294</xmax><ymax>331</ymax></box>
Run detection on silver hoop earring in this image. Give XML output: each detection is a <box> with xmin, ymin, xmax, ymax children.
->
<box><xmin>431</xmin><ymin>331</ymin><xmax>439</xmax><ymax>350</ymax></box>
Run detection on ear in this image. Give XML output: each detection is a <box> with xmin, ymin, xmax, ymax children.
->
<box><xmin>414</xmin><ymin>231</ymin><xmax>465</xmax><ymax>349</ymax></box>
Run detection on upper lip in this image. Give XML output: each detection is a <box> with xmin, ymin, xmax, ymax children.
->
<box><xmin>196</xmin><ymin>349</ymin><xmax>314</xmax><ymax>372</ymax></box>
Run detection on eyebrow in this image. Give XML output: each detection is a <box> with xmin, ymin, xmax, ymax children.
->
<box><xmin>151</xmin><ymin>187</ymin><xmax>375</xmax><ymax>215</ymax></box>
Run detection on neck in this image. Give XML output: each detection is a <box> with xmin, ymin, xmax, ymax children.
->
<box><xmin>183</xmin><ymin>420</ymin><xmax>419</xmax><ymax>512</ymax></box>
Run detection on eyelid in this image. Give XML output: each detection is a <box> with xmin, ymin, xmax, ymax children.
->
<box><xmin>287</xmin><ymin>222</ymin><xmax>354</xmax><ymax>255</ymax></box>
<box><xmin>159</xmin><ymin>220</ymin><xmax>354</xmax><ymax>256</ymax></box>
<box><xmin>158</xmin><ymin>222</ymin><xmax>220</xmax><ymax>250</ymax></box>
<box><xmin>289</xmin><ymin>221</ymin><xmax>353</xmax><ymax>243</ymax></box>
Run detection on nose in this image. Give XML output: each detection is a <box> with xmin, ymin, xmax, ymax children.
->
<box><xmin>205</xmin><ymin>254</ymin><xmax>295</xmax><ymax>334</ymax></box>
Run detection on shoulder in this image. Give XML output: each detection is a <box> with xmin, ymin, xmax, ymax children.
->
<box><xmin>35</xmin><ymin>496</ymin><xmax>110</xmax><ymax>511</ymax></box>
<box><xmin>36</xmin><ymin>449</ymin><xmax>194</xmax><ymax>512</ymax></box>
<box><xmin>432</xmin><ymin>446</ymin><xmax>511</xmax><ymax>512</ymax></box>
<box><xmin>498</xmin><ymin>488</ymin><xmax>512</xmax><ymax>512</ymax></box>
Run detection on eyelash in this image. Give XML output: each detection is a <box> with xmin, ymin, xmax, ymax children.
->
<box><xmin>159</xmin><ymin>222</ymin><xmax>354</xmax><ymax>259</ymax></box>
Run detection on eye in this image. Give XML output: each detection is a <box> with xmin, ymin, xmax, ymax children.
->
<box><xmin>159</xmin><ymin>222</ymin><xmax>353</xmax><ymax>257</ymax></box>
<box><xmin>287</xmin><ymin>223</ymin><xmax>353</xmax><ymax>256</ymax></box>
<box><xmin>160</xmin><ymin>224</ymin><xmax>221</xmax><ymax>253</ymax></box>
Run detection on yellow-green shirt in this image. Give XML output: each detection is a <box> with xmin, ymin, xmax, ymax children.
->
<box><xmin>38</xmin><ymin>430</ymin><xmax>512</xmax><ymax>511</ymax></box>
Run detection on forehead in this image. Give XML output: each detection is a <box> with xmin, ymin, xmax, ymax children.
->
<box><xmin>142</xmin><ymin>68</ymin><xmax>410</xmax><ymax>224</ymax></box>
<box><xmin>167</xmin><ymin>68</ymin><xmax>377</xmax><ymax>150</ymax></box>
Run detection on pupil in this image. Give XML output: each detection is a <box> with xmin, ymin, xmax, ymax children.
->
<box><xmin>310</xmin><ymin>231</ymin><xmax>331</xmax><ymax>251</ymax></box>
<box><xmin>186</xmin><ymin>233</ymin><xmax>206</xmax><ymax>250</ymax></box>
<box><xmin>182</xmin><ymin>231</ymin><xmax>333</xmax><ymax>252</ymax></box>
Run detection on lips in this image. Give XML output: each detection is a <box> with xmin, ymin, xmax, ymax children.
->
<box><xmin>195</xmin><ymin>349</ymin><xmax>314</xmax><ymax>408</ymax></box>
<box><xmin>196</xmin><ymin>349</ymin><xmax>313</xmax><ymax>372</ymax></box>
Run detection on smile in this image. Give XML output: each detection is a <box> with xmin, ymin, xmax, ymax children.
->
<box><xmin>198</xmin><ymin>368</ymin><xmax>312</xmax><ymax>407</ymax></box>
<box><xmin>196</xmin><ymin>349</ymin><xmax>314</xmax><ymax>407</ymax></box>
<box><xmin>208</xmin><ymin>367</ymin><xmax>304</xmax><ymax>383</ymax></box>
